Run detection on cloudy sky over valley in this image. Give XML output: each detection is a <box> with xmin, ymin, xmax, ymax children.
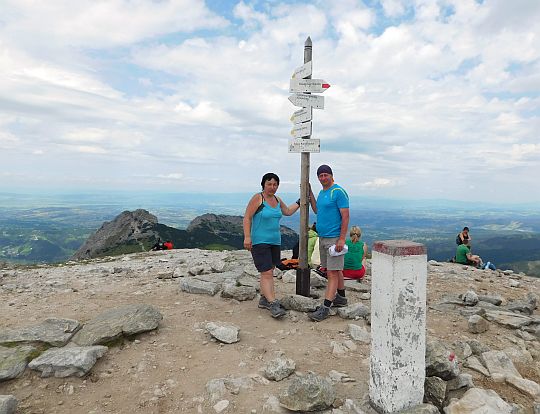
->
<box><xmin>0</xmin><ymin>0</ymin><xmax>539</xmax><ymax>203</ymax></box>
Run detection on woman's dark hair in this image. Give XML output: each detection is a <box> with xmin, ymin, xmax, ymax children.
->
<box><xmin>261</xmin><ymin>172</ymin><xmax>280</xmax><ymax>189</ymax></box>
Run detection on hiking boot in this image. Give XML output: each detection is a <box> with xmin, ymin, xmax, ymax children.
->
<box><xmin>308</xmin><ymin>305</ymin><xmax>330</xmax><ymax>322</ymax></box>
<box><xmin>269</xmin><ymin>300</ymin><xmax>287</xmax><ymax>319</ymax></box>
<box><xmin>332</xmin><ymin>293</ymin><xmax>348</xmax><ymax>307</ymax></box>
<box><xmin>258</xmin><ymin>296</ymin><xmax>271</xmax><ymax>310</ymax></box>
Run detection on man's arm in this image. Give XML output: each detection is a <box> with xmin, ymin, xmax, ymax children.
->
<box><xmin>335</xmin><ymin>207</ymin><xmax>349</xmax><ymax>252</ymax></box>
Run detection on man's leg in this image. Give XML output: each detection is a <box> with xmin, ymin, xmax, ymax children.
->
<box><xmin>325</xmin><ymin>270</ymin><xmax>339</xmax><ymax>301</ymax></box>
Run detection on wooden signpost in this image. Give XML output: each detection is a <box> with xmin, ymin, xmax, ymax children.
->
<box><xmin>288</xmin><ymin>37</ymin><xmax>330</xmax><ymax>296</ymax></box>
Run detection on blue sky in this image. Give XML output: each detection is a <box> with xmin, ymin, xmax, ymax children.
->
<box><xmin>0</xmin><ymin>0</ymin><xmax>539</xmax><ymax>203</ymax></box>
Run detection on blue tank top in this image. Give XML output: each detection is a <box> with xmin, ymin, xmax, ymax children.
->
<box><xmin>251</xmin><ymin>197</ymin><xmax>282</xmax><ymax>246</ymax></box>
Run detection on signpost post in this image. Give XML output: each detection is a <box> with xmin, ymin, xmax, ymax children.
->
<box><xmin>288</xmin><ymin>37</ymin><xmax>329</xmax><ymax>296</ymax></box>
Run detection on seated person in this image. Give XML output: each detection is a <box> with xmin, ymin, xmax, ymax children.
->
<box><xmin>163</xmin><ymin>240</ymin><xmax>173</xmax><ymax>250</ymax></box>
<box><xmin>455</xmin><ymin>239</ymin><xmax>483</xmax><ymax>267</ymax></box>
<box><xmin>456</xmin><ymin>226</ymin><xmax>471</xmax><ymax>245</ymax></box>
<box><xmin>343</xmin><ymin>226</ymin><xmax>368</xmax><ymax>279</ymax></box>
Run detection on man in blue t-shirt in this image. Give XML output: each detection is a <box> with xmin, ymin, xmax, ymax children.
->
<box><xmin>307</xmin><ymin>164</ymin><xmax>350</xmax><ymax>321</ymax></box>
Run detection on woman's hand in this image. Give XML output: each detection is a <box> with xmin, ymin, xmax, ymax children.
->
<box><xmin>244</xmin><ymin>237</ymin><xmax>252</xmax><ymax>251</ymax></box>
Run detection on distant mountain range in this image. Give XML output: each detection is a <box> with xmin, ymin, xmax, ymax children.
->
<box><xmin>71</xmin><ymin>210</ymin><xmax>299</xmax><ymax>260</ymax></box>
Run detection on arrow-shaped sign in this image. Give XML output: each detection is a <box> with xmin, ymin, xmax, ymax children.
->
<box><xmin>292</xmin><ymin>61</ymin><xmax>312</xmax><ymax>79</ymax></box>
<box><xmin>290</xmin><ymin>79</ymin><xmax>330</xmax><ymax>94</ymax></box>
<box><xmin>288</xmin><ymin>138</ymin><xmax>320</xmax><ymax>153</ymax></box>
<box><xmin>291</xmin><ymin>121</ymin><xmax>312</xmax><ymax>138</ymax></box>
<box><xmin>290</xmin><ymin>108</ymin><xmax>312</xmax><ymax>124</ymax></box>
<box><xmin>288</xmin><ymin>93</ymin><xmax>324</xmax><ymax>109</ymax></box>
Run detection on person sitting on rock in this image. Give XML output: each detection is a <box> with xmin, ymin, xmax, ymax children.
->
<box><xmin>343</xmin><ymin>226</ymin><xmax>367</xmax><ymax>280</ymax></box>
<box><xmin>455</xmin><ymin>239</ymin><xmax>483</xmax><ymax>268</ymax></box>
<box><xmin>163</xmin><ymin>240</ymin><xmax>173</xmax><ymax>250</ymax></box>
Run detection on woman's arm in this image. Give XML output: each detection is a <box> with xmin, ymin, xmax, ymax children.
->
<box><xmin>278</xmin><ymin>196</ymin><xmax>300</xmax><ymax>216</ymax></box>
<box><xmin>243</xmin><ymin>194</ymin><xmax>261</xmax><ymax>250</ymax></box>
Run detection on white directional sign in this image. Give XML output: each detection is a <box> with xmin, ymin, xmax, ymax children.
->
<box><xmin>292</xmin><ymin>60</ymin><xmax>312</xmax><ymax>79</ymax></box>
<box><xmin>290</xmin><ymin>108</ymin><xmax>312</xmax><ymax>124</ymax></box>
<box><xmin>290</xmin><ymin>79</ymin><xmax>330</xmax><ymax>93</ymax></box>
<box><xmin>290</xmin><ymin>121</ymin><xmax>312</xmax><ymax>138</ymax></box>
<box><xmin>288</xmin><ymin>93</ymin><xmax>324</xmax><ymax>109</ymax></box>
<box><xmin>288</xmin><ymin>138</ymin><xmax>320</xmax><ymax>153</ymax></box>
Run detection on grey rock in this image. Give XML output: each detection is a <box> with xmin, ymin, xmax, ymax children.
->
<box><xmin>443</xmin><ymin>388</ymin><xmax>513</xmax><ymax>413</ymax></box>
<box><xmin>243</xmin><ymin>263</ymin><xmax>259</xmax><ymax>277</ymax></box>
<box><xmin>477</xmin><ymin>294</ymin><xmax>503</xmax><ymax>306</ymax></box>
<box><xmin>459</xmin><ymin>307</ymin><xmax>487</xmax><ymax>318</ymax></box>
<box><xmin>397</xmin><ymin>404</ymin><xmax>439</xmax><ymax>413</ymax></box>
<box><xmin>28</xmin><ymin>345</ymin><xmax>107</xmax><ymax>377</ymax></box>
<box><xmin>310</xmin><ymin>272</ymin><xmax>327</xmax><ymax>288</ymax></box>
<box><xmin>534</xmin><ymin>402</ymin><xmax>540</xmax><ymax>414</ymax></box>
<box><xmin>173</xmin><ymin>267</ymin><xmax>189</xmax><ymax>278</ymax></box>
<box><xmin>336</xmin><ymin>398</ymin><xmax>366</xmax><ymax>413</ymax></box>
<box><xmin>179</xmin><ymin>277</ymin><xmax>220</xmax><ymax>296</ymax></box>
<box><xmin>0</xmin><ymin>395</ymin><xmax>18</xmax><ymax>414</ymax></box>
<box><xmin>348</xmin><ymin>324</ymin><xmax>370</xmax><ymax>343</ymax></box>
<box><xmin>515</xmin><ymin>330</ymin><xmax>536</xmax><ymax>341</ymax></box>
<box><xmin>237</xmin><ymin>275</ymin><xmax>259</xmax><ymax>290</ymax></box>
<box><xmin>424</xmin><ymin>376</ymin><xmax>446</xmax><ymax>409</ymax></box>
<box><xmin>461</xmin><ymin>290</ymin><xmax>479</xmax><ymax>306</ymax></box>
<box><xmin>466</xmin><ymin>339</ymin><xmax>490</xmax><ymax>355</ymax></box>
<box><xmin>282</xmin><ymin>270</ymin><xmax>296</xmax><ymax>283</ymax></box>
<box><xmin>0</xmin><ymin>318</ymin><xmax>80</xmax><ymax>347</ymax></box>
<box><xmin>221</xmin><ymin>283</ymin><xmax>257</xmax><ymax>301</ymax></box>
<box><xmin>482</xmin><ymin>350</ymin><xmax>521</xmax><ymax>379</ymax></box>
<box><xmin>428</xmin><ymin>260</ymin><xmax>441</xmax><ymax>266</ymax></box>
<box><xmin>206</xmin><ymin>375</ymin><xmax>256</xmax><ymax>403</ymax></box>
<box><xmin>0</xmin><ymin>345</ymin><xmax>37</xmax><ymax>382</ymax></box>
<box><xmin>451</xmin><ymin>340</ymin><xmax>472</xmax><ymax>361</ymax></box>
<box><xmin>206</xmin><ymin>322</ymin><xmax>240</xmax><ymax>344</ymax></box>
<box><xmin>484</xmin><ymin>310</ymin><xmax>533</xmax><ymax>329</ymax></box>
<box><xmin>425</xmin><ymin>341</ymin><xmax>459</xmax><ymax>380</ymax></box>
<box><xmin>505</xmin><ymin>292</ymin><xmax>537</xmax><ymax>315</ymax></box>
<box><xmin>263</xmin><ymin>356</ymin><xmax>296</xmax><ymax>381</ymax></box>
<box><xmin>196</xmin><ymin>271</ymin><xmax>238</xmax><ymax>285</ymax></box>
<box><xmin>72</xmin><ymin>304</ymin><xmax>162</xmax><ymax>346</ymax></box>
<box><xmin>337</xmin><ymin>303</ymin><xmax>370</xmax><ymax>320</ymax></box>
<box><xmin>506</xmin><ymin>375</ymin><xmax>540</xmax><ymax>398</ymax></box>
<box><xmin>280</xmin><ymin>295</ymin><xmax>318</xmax><ymax>312</ymax></box>
<box><xmin>463</xmin><ymin>356</ymin><xmax>490</xmax><ymax>377</ymax></box>
<box><xmin>213</xmin><ymin>399</ymin><xmax>229</xmax><ymax>413</ymax></box>
<box><xmin>262</xmin><ymin>395</ymin><xmax>288</xmax><ymax>413</ymax></box>
<box><xmin>279</xmin><ymin>372</ymin><xmax>336</xmax><ymax>412</ymax></box>
<box><xmin>447</xmin><ymin>373</ymin><xmax>474</xmax><ymax>391</ymax></box>
<box><xmin>468</xmin><ymin>315</ymin><xmax>489</xmax><ymax>334</ymax></box>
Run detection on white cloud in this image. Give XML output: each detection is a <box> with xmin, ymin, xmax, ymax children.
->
<box><xmin>0</xmin><ymin>1</ymin><xmax>538</xmax><ymax>201</ymax></box>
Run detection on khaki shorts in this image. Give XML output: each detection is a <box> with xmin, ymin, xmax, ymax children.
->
<box><xmin>319</xmin><ymin>237</ymin><xmax>344</xmax><ymax>271</ymax></box>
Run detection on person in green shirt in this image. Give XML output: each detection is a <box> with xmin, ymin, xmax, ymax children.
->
<box><xmin>343</xmin><ymin>226</ymin><xmax>367</xmax><ymax>279</ymax></box>
<box><xmin>455</xmin><ymin>239</ymin><xmax>483</xmax><ymax>267</ymax></box>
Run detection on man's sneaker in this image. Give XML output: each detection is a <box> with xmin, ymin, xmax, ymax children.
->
<box><xmin>258</xmin><ymin>296</ymin><xmax>271</xmax><ymax>310</ymax></box>
<box><xmin>332</xmin><ymin>293</ymin><xmax>348</xmax><ymax>308</ymax></box>
<box><xmin>269</xmin><ymin>300</ymin><xmax>287</xmax><ymax>318</ymax></box>
<box><xmin>308</xmin><ymin>305</ymin><xmax>330</xmax><ymax>322</ymax></box>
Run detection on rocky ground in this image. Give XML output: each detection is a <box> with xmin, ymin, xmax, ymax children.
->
<box><xmin>1</xmin><ymin>248</ymin><xmax>540</xmax><ymax>413</ymax></box>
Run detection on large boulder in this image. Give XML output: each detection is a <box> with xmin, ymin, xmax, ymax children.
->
<box><xmin>0</xmin><ymin>318</ymin><xmax>80</xmax><ymax>347</ymax></box>
<box><xmin>279</xmin><ymin>372</ymin><xmax>335</xmax><ymax>412</ymax></box>
<box><xmin>425</xmin><ymin>341</ymin><xmax>459</xmax><ymax>380</ymax></box>
<box><xmin>72</xmin><ymin>304</ymin><xmax>162</xmax><ymax>346</ymax></box>
<box><xmin>28</xmin><ymin>346</ymin><xmax>108</xmax><ymax>378</ymax></box>
<box><xmin>443</xmin><ymin>388</ymin><xmax>513</xmax><ymax>413</ymax></box>
<box><xmin>0</xmin><ymin>345</ymin><xmax>37</xmax><ymax>382</ymax></box>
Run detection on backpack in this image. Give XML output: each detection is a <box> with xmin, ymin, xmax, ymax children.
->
<box><xmin>276</xmin><ymin>258</ymin><xmax>299</xmax><ymax>271</ymax></box>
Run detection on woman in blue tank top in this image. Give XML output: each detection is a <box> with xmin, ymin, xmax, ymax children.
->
<box><xmin>243</xmin><ymin>173</ymin><xmax>301</xmax><ymax>318</ymax></box>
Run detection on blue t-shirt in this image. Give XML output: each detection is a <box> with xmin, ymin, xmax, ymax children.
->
<box><xmin>251</xmin><ymin>199</ymin><xmax>282</xmax><ymax>245</ymax></box>
<box><xmin>316</xmin><ymin>184</ymin><xmax>349</xmax><ymax>238</ymax></box>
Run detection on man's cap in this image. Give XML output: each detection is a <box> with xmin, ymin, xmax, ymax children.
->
<box><xmin>317</xmin><ymin>165</ymin><xmax>333</xmax><ymax>176</ymax></box>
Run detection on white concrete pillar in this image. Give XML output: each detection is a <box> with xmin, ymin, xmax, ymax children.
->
<box><xmin>369</xmin><ymin>240</ymin><xmax>427</xmax><ymax>413</ymax></box>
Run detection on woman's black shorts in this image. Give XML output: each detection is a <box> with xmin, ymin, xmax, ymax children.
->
<box><xmin>251</xmin><ymin>244</ymin><xmax>281</xmax><ymax>272</ymax></box>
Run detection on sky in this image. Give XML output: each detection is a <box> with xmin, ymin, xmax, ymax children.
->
<box><xmin>0</xmin><ymin>0</ymin><xmax>539</xmax><ymax>204</ymax></box>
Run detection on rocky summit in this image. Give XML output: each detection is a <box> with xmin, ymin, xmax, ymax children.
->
<box><xmin>72</xmin><ymin>210</ymin><xmax>299</xmax><ymax>260</ymax></box>
<box><xmin>1</xmin><ymin>249</ymin><xmax>540</xmax><ymax>413</ymax></box>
